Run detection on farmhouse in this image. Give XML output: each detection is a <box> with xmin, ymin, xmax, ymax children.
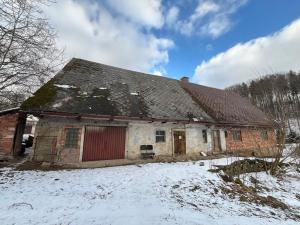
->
<box><xmin>1</xmin><ymin>58</ymin><xmax>276</xmax><ymax>164</ymax></box>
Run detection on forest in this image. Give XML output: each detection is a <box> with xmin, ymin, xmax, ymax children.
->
<box><xmin>226</xmin><ymin>71</ymin><xmax>300</xmax><ymax>139</ymax></box>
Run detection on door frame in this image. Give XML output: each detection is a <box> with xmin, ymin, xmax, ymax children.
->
<box><xmin>172</xmin><ymin>129</ymin><xmax>186</xmax><ymax>155</ymax></box>
<box><xmin>212</xmin><ymin>129</ymin><xmax>221</xmax><ymax>152</ymax></box>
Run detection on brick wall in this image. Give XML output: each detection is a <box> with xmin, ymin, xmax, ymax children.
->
<box><xmin>226</xmin><ymin>128</ymin><xmax>277</xmax><ymax>154</ymax></box>
<box><xmin>0</xmin><ymin>113</ymin><xmax>19</xmax><ymax>155</ymax></box>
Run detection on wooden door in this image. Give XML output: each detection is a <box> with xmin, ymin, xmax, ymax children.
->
<box><xmin>82</xmin><ymin>126</ymin><xmax>126</xmax><ymax>161</ymax></box>
<box><xmin>173</xmin><ymin>131</ymin><xmax>186</xmax><ymax>155</ymax></box>
<box><xmin>212</xmin><ymin>130</ymin><xmax>221</xmax><ymax>152</ymax></box>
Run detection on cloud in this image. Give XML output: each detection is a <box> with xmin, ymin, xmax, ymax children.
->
<box><xmin>44</xmin><ymin>0</ymin><xmax>173</xmax><ymax>73</ymax></box>
<box><xmin>193</xmin><ymin>18</ymin><xmax>300</xmax><ymax>88</ymax></box>
<box><xmin>105</xmin><ymin>0</ymin><xmax>164</xmax><ymax>28</ymax></box>
<box><xmin>153</xmin><ymin>70</ymin><xmax>163</xmax><ymax>76</ymax></box>
<box><xmin>175</xmin><ymin>0</ymin><xmax>248</xmax><ymax>37</ymax></box>
<box><xmin>166</xmin><ymin>6</ymin><xmax>180</xmax><ymax>27</ymax></box>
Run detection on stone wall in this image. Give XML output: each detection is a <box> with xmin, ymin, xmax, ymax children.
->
<box><xmin>225</xmin><ymin>128</ymin><xmax>277</xmax><ymax>156</ymax></box>
<box><xmin>0</xmin><ymin>113</ymin><xmax>19</xmax><ymax>156</ymax></box>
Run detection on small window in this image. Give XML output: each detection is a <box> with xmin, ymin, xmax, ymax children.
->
<box><xmin>202</xmin><ymin>130</ymin><xmax>207</xmax><ymax>143</ymax></box>
<box><xmin>156</xmin><ymin>130</ymin><xmax>165</xmax><ymax>143</ymax></box>
<box><xmin>24</xmin><ymin>125</ymin><xmax>32</xmax><ymax>134</ymax></box>
<box><xmin>224</xmin><ymin>130</ymin><xmax>228</xmax><ymax>138</ymax></box>
<box><xmin>65</xmin><ymin>128</ymin><xmax>79</xmax><ymax>148</ymax></box>
<box><xmin>232</xmin><ymin>130</ymin><xmax>242</xmax><ymax>141</ymax></box>
<box><xmin>261</xmin><ymin>130</ymin><xmax>268</xmax><ymax>140</ymax></box>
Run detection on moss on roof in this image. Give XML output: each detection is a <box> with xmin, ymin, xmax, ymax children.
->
<box><xmin>21</xmin><ymin>80</ymin><xmax>57</xmax><ymax>110</ymax></box>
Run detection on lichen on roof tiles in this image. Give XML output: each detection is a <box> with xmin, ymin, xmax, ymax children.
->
<box><xmin>21</xmin><ymin>58</ymin><xmax>213</xmax><ymax>122</ymax></box>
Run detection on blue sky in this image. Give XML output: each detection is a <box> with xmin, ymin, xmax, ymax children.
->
<box><xmin>163</xmin><ymin>0</ymin><xmax>300</xmax><ymax>78</ymax></box>
<box><xmin>45</xmin><ymin>0</ymin><xmax>300</xmax><ymax>88</ymax></box>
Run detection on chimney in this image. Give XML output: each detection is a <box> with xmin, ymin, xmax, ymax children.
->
<box><xmin>180</xmin><ymin>76</ymin><xmax>189</xmax><ymax>83</ymax></box>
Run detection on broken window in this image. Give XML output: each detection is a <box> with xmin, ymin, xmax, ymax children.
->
<box><xmin>202</xmin><ymin>130</ymin><xmax>207</xmax><ymax>143</ymax></box>
<box><xmin>232</xmin><ymin>130</ymin><xmax>242</xmax><ymax>141</ymax></box>
<box><xmin>65</xmin><ymin>128</ymin><xmax>79</xmax><ymax>148</ymax></box>
<box><xmin>260</xmin><ymin>130</ymin><xmax>268</xmax><ymax>140</ymax></box>
<box><xmin>156</xmin><ymin>130</ymin><xmax>165</xmax><ymax>143</ymax></box>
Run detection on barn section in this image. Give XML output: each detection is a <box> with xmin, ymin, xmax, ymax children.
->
<box><xmin>0</xmin><ymin>108</ymin><xmax>26</xmax><ymax>157</ymax></box>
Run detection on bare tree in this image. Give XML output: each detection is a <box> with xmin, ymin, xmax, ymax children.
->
<box><xmin>0</xmin><ymin>0</ymin><xmax>63</xmax><ymax>108</ymax></box>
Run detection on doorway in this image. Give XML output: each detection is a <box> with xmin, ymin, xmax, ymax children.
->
<box><xmin>212</xmin><ymin>130</ymin><xmax>221</xmax><ymax>152</ymax></box>
<box><xmin>173</xmin><ymin>131</ymin><xmax>186</xmax><ymax>155</ymax></box>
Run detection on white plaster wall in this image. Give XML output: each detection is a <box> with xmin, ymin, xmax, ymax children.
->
<box><xmin>219</xmin><ymin>129</ymin><xmax>227</xmax><ymax>151</ymax></box>
<box><xmin>127</xmin><ymin>122</ymin><xmax>216</xmax><ymax>159</ymax></box>
<box><xmin>185</xmin><ymin>124</ymin><xmax>212</xmax><ymax>155</ymax></box>
<box><xmin>127</xmin><ymin>122</ymin><xmax>184</xmax><ymax>159</ymax></box>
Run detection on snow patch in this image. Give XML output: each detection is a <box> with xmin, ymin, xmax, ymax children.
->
<box><xmin>0</xmin><ymin>158</ymin><xmax>299</xmax><ymax>225</ymax></box>
<box><xmin>54</xmin><ymin>84</ymin><xmax>77</xmax><ymax>89</ymax></box>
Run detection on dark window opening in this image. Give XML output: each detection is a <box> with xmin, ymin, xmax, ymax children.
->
<box><xmin>156</xmin><ymin>130</ymin><xmax>165</xmax><ymax>143</ymax></box>
<box><xmin>225</xmin><ymin>131</ymin><xmax>228</xmax><ymax>138</ymax></box>
<box><xmin>232</xmin><ymin>130</ymin><xmax>242</xmax><ymax>141</ymax></box>
<box><xmin>65</xmin><ymin>128</ymin><xmax>79</xmax><ymax>148</ymax></box>
<box><xmin>24</xmin><ymin>125</ymin><xmax>32</xmax><ymax>134</ymax></box>
<box><xmin>261</xmin><ymin>130</ymin><xmax>268</xmax><ymax>140</ymax></box>
<box><xmin>202</xmin><ymin>130</ymin><xmax>207</xmax><ymax>143</ymax></box>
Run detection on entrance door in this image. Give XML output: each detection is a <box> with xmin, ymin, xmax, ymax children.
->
<box><xmin>82</xmin><ymin>126</ymin><xmax>126</xmax><ymax>161</ymax></box>
<box><xmin>212</xmin><ymin>130</ymin><xmax>221</xmax><ymax>152</ymax></box>
<box><xmin>173</xmin><ymin>131</ymin><xmax>186</xmax><ymax>155</ymax></box>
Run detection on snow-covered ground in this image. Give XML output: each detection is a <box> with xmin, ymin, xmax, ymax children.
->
<box><xmin>0</xmin><ymin>158</ymin><xmax>299</xmax><ymax>225</ymax></box>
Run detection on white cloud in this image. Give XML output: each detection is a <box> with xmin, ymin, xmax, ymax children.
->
<box><xmin>175</xmin><ymin>0</ymin><xmax>248</xmax><ymax>37</ymax></box>
<box><xmin>193</xmin><ymin>18</ymin><xmax>300</xmax><ymax>88</ymax></box>
<box><xmin>166</xmin><ymin>6</ymin><xmax>180</xmax><ymax>27</ymax></box>
<box><xmin>191</xmin><ymin>1</ymin><xmax>220</xmax><ymax>21</ymax></box>
<box><xmin>106</xmin><ymin>0</ymin><xmax>164</xmax><ymax>28</ymax></box>
<box><xmin>152</xmin><ymin>67</ymin><xmax>167</xmax><ymax>76</ymax></box>
<box><xmin>153</xmin><ymin>70</ymin><xmax>163</xmax><ymax>76</ymax></box>
<box><xmin>44</xmin><ymin>0</ymin><xmax>173</xmax><ymax>73</ymax></box>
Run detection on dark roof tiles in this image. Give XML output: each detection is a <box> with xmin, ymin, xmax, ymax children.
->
<box><xmin>181</xmin><ymin>82</ymin><xmax>272</xmax><ymax>126</ymax></box>
<box><xmin>22</xmin><ymin>58</ymin><xmax>213</xmax><ymax>122</ymax></box>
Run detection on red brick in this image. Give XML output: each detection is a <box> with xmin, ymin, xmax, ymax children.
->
<box><xmin>0</xmin><ymin>113</ymin><xmax>19</xmax><ymax>155</ymax></box>
<box><xmin>226</xmin><ymin>128</ymin><xmax>276</xmax><ymax>152</ymax></box>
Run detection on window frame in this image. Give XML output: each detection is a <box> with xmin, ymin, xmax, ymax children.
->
<box><xmin>64</xmin><ymin>128</ymin><xmax>80</xmax><ymax>149</ymax></box>
<box><xmin>202</xmin><ymin>129</ymin><xmax>208</xmax><ymax>143</ymax></box>
<box><xmin>155</xmin><ymin>130</ymin><xmax>166</xmax><ymax>143</ymax></box>
<box><xmin>232</xmin><ymin>130</ymin><xmax>242</xmax><ymax>141</ymax></box>
<box><xmin>260</xmin><ymin>130</ymin><xmax>268</xmax><ymax>140</ymax></box>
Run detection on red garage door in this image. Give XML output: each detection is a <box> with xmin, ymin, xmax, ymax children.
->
<box><xmin>82</xmin><ymin>126</ymin><xmax>126</xmax><ymax>161</ymax></box>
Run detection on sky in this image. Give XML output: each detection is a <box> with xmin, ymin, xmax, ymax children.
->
<box><xmin>44</xmin><ymin>0</ymin><xmax>300</xmax><ymax>89</ymax></box>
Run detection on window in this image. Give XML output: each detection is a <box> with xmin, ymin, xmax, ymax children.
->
<box><xmin>225</xmin><ymin>131</ymin><xmax>228</xmax><ymax>138</ymax></box>
<box><xmin>202</xmin><ymin>130</ymin><xmax>207</xmax><ymax>143</ymax></box>
<box><xmin>232</xmin><ymin>130</ymin><xmax>242</xmax><ymax>141</ymax></box>
<box><xmin>24</xmin><ymin>125</ymin><xmax>32</xmax><ymax>134</ymax></box>
<box><xmin>65</xmin><ymin>128</ymin><xmax>79</xmax><ymax>148</ymax></box>
<box><xmin>261</xmin><ymin>130</ymin><xmax>268</xmax><ymax>140</ymax></box>
<box><xmin>156</xmin><ymin>130</ymin><xmax>165</xmax><ymax>143</ymax></box>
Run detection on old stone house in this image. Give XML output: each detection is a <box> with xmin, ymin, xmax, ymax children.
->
<box><xmin>17</xmin><ymin>58</ymin><xmax>276</xmax><ymax>164</ymax></box>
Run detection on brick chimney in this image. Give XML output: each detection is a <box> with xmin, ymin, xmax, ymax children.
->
<box><xmin>180</xmin><ymin>76</ymin><xmax>189</xmax><ymax>83</ymax></box>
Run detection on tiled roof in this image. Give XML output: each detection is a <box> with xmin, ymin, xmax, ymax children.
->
<box><xmin>21</xmin><ymin>58</ymin><xmax>213</xmax><ymax>122</ymax></box>
<box><xmin>181</xmin><ymin>82</ymin><xmax>272</xmax><ymax>126</ymax></box>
